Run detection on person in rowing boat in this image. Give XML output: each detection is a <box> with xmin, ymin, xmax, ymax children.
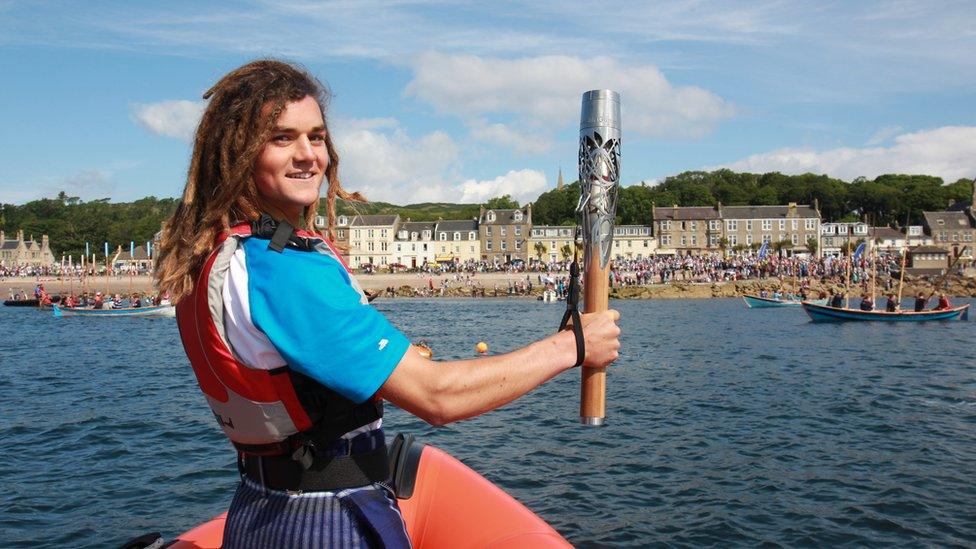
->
<box><xmin>830</xmin><ymin>291</ymin><xmax>845</xmax><ymax>308</ymax></box>
<box><xmin>934</xmin><ymin>293</ymin><xmax>952</xmax><ymax>310</ymax></box>
<box><xmin>885</xmin><ymin>293</ymin><xmax>899</xmax><ymax>312</ymax></box>
<box><xmin>914</xmin><ymin>292</ymin><xmax>928</xmax><ymax>312</ymax></box>
<box><xmin>93</xmin><ymin>292</ymin><xmax>104</xmax><ymax>310</ymax></box>
<box><xmin>858</xmin><ymin>293</ymin><xmax>874</xmax><ymax>311</ymax></box>
<box><xmin>154</xmin><ymin>59</ymin><xmax>621</xmax><ymax>549</ymax></box>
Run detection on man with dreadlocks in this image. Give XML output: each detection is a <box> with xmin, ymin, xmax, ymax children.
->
<box><xmin>154</xmin><ymin>59</ymin><xmax>621</xmax><ymax>548</ymax></box>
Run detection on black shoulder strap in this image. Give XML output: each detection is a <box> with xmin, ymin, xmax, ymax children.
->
<box><xmin>269</xmin><ymin>219</ymin><xmax>295</xmax><ymax>253</ymax></box>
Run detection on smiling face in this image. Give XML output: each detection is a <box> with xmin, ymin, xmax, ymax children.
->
<box><xmin>252</xmin><ymin>95</ymin><xmax>329</xmax><ymax>223</ymax></box>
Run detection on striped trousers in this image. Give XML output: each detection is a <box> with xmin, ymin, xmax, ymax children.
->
<box><xmin>223</xmin><ymin>477</ymin><xmax>411</xmax><ymax>548</ymax></box>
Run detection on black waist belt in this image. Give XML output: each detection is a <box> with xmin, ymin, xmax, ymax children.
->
<box><xmin>241</xmin><ymin>442</ymin><xmax>390</xmax><ymax>492</ymax></box>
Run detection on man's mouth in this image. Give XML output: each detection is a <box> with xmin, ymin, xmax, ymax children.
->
<box><xmin>286</xmin><ymin>171</ymin><xmax>316</xmax><ymax>180</ymax></box>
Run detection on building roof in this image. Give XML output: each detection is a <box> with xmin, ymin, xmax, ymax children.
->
<box><xmin>721</xmin><ymin>204</ymin><xmax>819</xmax><ymax>219</ymax></box>
<box><xmin>479</xmin><ymin>207</ymin><xmax>529</xmax><ymax>225</ymax></box>
<box><xmin>922</xmin><ymin>211</ymin><xmax>973</xmax><ymax>229</ymax></box>
<box><xmin>652</xmin><ymin>206</ymin><xmax>718</xmax><ymax>221</ymax></box>
<box><xmin>909</xmin><ymin>245</ymin><xmax>949</xmax><ymax>254</ymax></box>
<box><xmin>435</xmin><ymin>220</ymin><xmax>478</xmax><ymax>240</ymax></box>
<box><xmin>947</xmin><ymin>200</ymin><xmax>972</xmax><ymax>212</ymax></box>
<box><xmin>398</xmin><ymin>221</ymin><xmax>436</xmax><ymax>233</ymax></box>
<box><xmin>869</xmin><ymin>227</ymin><xmax>904</xmax><ymax>240</ymax></box>
<box><xmin>117</xmin><ymin>245</ymin><xmax>150</xmax><ymax>260</ymax></box>
<box><xmin>1</xmin><ymin>240</ymin><xmax>19</xmax><ymax>250</ymax></box>
<box><xmin>351</xmin><ymin>214</ymin><xmax>399</xmax><ymax>227</ymax></box>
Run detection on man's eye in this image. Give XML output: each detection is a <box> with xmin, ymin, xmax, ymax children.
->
<box><xmin>310</xmin><ymin>134</ymin><xmax>326</xmax><ymax>143</ymax></box>
<box><xmin>273</xmin><ymin>135</ymin><xmax>292</xmax><ymax>143</ymax></box>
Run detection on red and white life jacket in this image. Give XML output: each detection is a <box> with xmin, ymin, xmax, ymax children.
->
<box><xmin>175</xmin><ymin>219</ymin><xmax>382</xmax><ymax>456</ymax></box>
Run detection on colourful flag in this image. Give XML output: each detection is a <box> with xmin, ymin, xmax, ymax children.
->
<box><xmin>853</xmin><ymin>242</ymin><xmax>866</xmax><ymax>260</ymax></box>
<box><xmin>146</xmin><ymin>240</ymin><xmax>151</xmax><ymax>258</ymax></box>
<box><xmin>130</xmin><ymin>241</ymin><xmax>135</xmax><ymax>258</ymax></box>
<box><xmin>757</xmin><ymin>241</ymin><xmax>769</xmax><ymax>259</ymax></box>
<box><xmin>104</xmin><ymin>242</ymin><xmax>108</xmax><ymax>258</ymax></box>
<box><xmin>85</xmin><ymin>242</ymin><xmax>90</xmax><ymax>257</ymax></box>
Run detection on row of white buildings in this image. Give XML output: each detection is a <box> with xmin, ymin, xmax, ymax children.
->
<box><xmin>314</xmin><ymin>190</ymin><xmax>975</xmax><ymax>268</ymax></box>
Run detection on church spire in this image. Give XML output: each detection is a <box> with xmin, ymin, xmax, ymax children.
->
<box><xmin>557</xmin><ymin>166</ymin><xmax>564</xmax><ymax>190</ymax></box>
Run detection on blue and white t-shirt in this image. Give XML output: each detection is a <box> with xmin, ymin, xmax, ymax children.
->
<box><xmin>221</xmin><ymin>236</ymin><xmax>410</xmax><ymax>435</ymax></box>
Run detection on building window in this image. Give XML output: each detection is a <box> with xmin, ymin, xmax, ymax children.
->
<box><xmin>728</xmin><ymin>234</ymin><xmax>737</xmax><ymax>245</ymax></box>
<box><xmin>791</xmin><ymin>219</ymin><xmax>798</xmax><ymax>230</ymax></box>
<box><xmin>762</xmin><ymin>220</ymin><xmax>772</xmax><ymax>231</ymax></box>
<box><xmin>680</xmin><ymin>235</ymin><xmax>687</xmax><ymax>246</ymax></box>
<box><xmin>663</xmin><ymin>220</ymin><xmax>672</xmax><ymax>231</ymax></box>
<box><xmin>515</xmin><ymin>241</ymin><xmax>521</xmax><ymax>250</ymax></box>
<box><xmin>469</xmin><ymin>231</ymin><xmax>476</xmax><ymax>240</ymax></box>
<box><xmin>513</xmin><ymin>211</ymin><xmax>523</xmax><ymax>222</ymax></box>
<box><xmin>778</xmin><ymin>220</ymin><xmax>785</xmax><ymax>231</ymax></box>
<box><xmin>500</xmin><ymin>227</ymin><xmax>507</xmax><ymax>237</ymax></box>
<box><xmin>423</xmin><ymin>230</ymin><xmax>431</xmax><ymax>240</ymax></box>
<box><xmin>726</xmin><ymin>220</ymin><xmax>737</xmax><ymax>231</ymax></box>
<box><xmin>487</xmin><ymin>211</ymin><xmax>496</xmax><ymax>223</ymax></box>
<box><xmin>745</xmin><ymin>234</ymin><xmax>753</xmax><ymax>245</ymax></box>
<box><xmin>454</xmin><ymin>231</ymin><xmax>461</xmax><ymax>241</ymax></box>
<box><xmin>501</xmin><ymin>241</ymin><xmax>507</xmax><ymax>250</ymax></box>
<box><xmin>439</xmin><ymin>232</ymin><xmax>447</xmax><ymax>241</ymax></box>
<box><xmin>762</xmin><ymin>234</ymin><xmax>772</xmax><ymax>244</ymax></box>
<box><xmin>689</xmin><ymin>221</ymin><xmax>697</xmax><ymax>231</ymax></box>
<box><xmin>486</xmin><ymin>226</ymin><xmax>492</xmax><ymax>236</ymax></box>
<box><xmin>690</xmin><ymin>235</ymin><xmax>697</xmax><ymax>246</ymax></box>
<box><xmin>791</xmin><ymin>234</ymin><xmax>798</xmax><ymax>245</ymax></box>
<box><xmin>515</xmin><ymin>226</ymin><xmax>522</xmax><ymax>236</ymax></box>
<box><xmin>709</xmin><ymin>220</ymin><xmax>720</xmax><ymax>231</ymax></box>
<box><xmin>486</xmin><ymin>241</ymin><xmax>492</xmax><ymax>251</ymax></box>
<box><xmin>806</xmin><ymin>219</ymin><xmax>816</xmax><ymax>231</ymax></box>
<box><xmin>368</xmin><ymin>229</ymin><xmax>374</xmax><ymax>238</ymax></box>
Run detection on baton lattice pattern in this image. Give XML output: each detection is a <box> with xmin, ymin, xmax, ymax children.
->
<box><xmin>577</xmin><ymin>130</ymin><xmax>620</xmax><ymax>269</ymax></box>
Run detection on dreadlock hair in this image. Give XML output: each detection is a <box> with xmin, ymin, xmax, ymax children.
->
<box><xmin>154</xmin><ymin>59</ymin><xmax>364</xmax><ymax>303</ymax></box>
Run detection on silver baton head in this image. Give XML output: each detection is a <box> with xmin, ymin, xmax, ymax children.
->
<box><xmin>577</xmin><ymin>90</ymin><xmax>621</xmax><ymax>270</ymax></box>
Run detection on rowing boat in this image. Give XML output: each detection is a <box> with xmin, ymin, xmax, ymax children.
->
<box><xmin>743</xmin><ymin>294</ymin><xmax>826</xmax><ymax>308</ymax></box>
<box><xmin>801</xmin><ymin>301</ymin><xmax>970</xmax><ymax>322</ymax></box>
<box><xmin>53</xmin><ymin>304</ymin><xmax>175</xmax><ymax>317</ymax></box>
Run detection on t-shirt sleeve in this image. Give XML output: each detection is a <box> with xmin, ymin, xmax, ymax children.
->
<box><xmin>242</xmin><ymin>238</ymin><xmax>410</xmax><ymax>403</ymax></box>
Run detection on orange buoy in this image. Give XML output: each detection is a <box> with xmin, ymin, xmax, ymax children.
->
<box><xmin>475</xmin><ymin>341</ymin><xmax>488</xmax><ymax>354</ymax></box>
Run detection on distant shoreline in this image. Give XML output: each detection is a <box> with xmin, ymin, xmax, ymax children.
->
<box><xmin>5</xmin><ymin>272</ymin><xmax>975</xmax><ymax>300</ymax></box>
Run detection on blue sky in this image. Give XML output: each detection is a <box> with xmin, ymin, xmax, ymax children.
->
<box><xmin>1</xmin><ymin>1</ymin><xmax>974</xmax><ymax>205</ymax></box>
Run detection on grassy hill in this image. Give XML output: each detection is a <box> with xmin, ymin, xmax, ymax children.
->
<box><xmin>333</xmin><ymin>199</ymin><xmax>482</xmax><ymax>222</ymax></box>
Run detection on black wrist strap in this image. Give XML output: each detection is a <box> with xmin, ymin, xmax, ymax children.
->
<box><xmin>558</xmin><ymin>260</ymin><xmax>585</xmax><ymax>367</ymax></box>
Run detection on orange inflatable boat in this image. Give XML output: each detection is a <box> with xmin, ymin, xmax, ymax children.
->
<box><xmin>130</xmin><ymin>436</ymin><xmax>570</xmax><ymax>548</ymax></box>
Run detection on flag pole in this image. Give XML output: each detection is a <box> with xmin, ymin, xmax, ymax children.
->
<box><xmin>577</xmin><ymin>90</ymin><xmax>621</xmax><ymax>426</ymax></box>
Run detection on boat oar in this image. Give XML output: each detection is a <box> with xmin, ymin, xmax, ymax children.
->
<box><xmin>576</xmin><ymin>90</ymin><xmax>621</xmax><ymax>426</ymax></box>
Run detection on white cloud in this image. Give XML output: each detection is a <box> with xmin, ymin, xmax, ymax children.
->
<box><xmin>132</xmin><ymin>100</ymin><xmax>206</xmax><ymax>140</ymax></box>
<box><xmin>866</xmin><ymin>125</ymin><xmax>904</xmax><ymax>146</ymax></box>
<box><xmin>405</xmin><ymin>53</ymin><xmax>734</xmax><ymax>139</ymax></box>
<box><xmin>331</xmin><ymin>119</ymin><xmax>460</xmax><ymax>203</ymax></box>
<box><xmin>716</xmin><ymin>126</ymin><xmax>976</xmax><ymax>182</ymax></box>
<box><xmin>458</xmin><ymin>170</ymin><xmax>548</xmax><ymax>204</ymax></box>
<box><xmin>468</xmin><ymin>120</ymin><xmax>553</xmax><ymax>155</ymax></box>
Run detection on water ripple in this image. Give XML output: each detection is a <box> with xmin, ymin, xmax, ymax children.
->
<box><xmin>1</xmin><ymin>298</ymin><xmax>974</xmax><ymax>547</ymax></box>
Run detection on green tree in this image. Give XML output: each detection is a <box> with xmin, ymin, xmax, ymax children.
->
<box><xmin>806</xmin><ymin>236</ymin><xmax>819</xmax><ymax>256</ymax></box>
<box><xmin>560</xmin><ymin>243</ymin><xmax>573</xmax><ymax>260</ymax></box>
<box><xmin>485</xmin><ymin>195</ymin><xmax>519</xmax><ymax>209</ymax></box>
<box><xmin>534</xmin><ymin>241</ymin><xmax>548</xmax><ymax>261</ymax></box>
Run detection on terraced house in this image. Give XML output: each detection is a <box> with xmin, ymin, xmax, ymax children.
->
<box><xmin>651</xmin><ymin>205</ymin><xmax>720</xmax><ymax>255</ymax></box>
<box><xmin>434</xmin><ymin>220</ymin><xmax>480</xmax><ymax>264</ymax></box>
<box><xmin>723</xmin><ymin>203</ymin><xmax>821</xmax><ymax>255</ymax></box>
<box><xmin>394</xmin><ymin>221</ymin><xmax>436</xmax><ymax>269</ymax></box>
<box><xmin>479</xmin><ymin>205</ymin><xmax>532</xmax><ymax>263</ymax></box>
<box><xmin>653</xmin><ymin>203</ymin><xmax>822</xmax><ymax>256</ymax></box>
<box><xmin>529</xmin><ymin>225</ymin><xmax>575</xmax><ymax>262</ymax></box>
<box><xmin>347</xmin><ymin>214</ymin><xmax>399</xmax><ymax>268</ymax></box>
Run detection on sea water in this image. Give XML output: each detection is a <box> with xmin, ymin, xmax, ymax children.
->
<box><xmin>1</xmin><ymin>298</ymin><xmax>974</xmax><ymax>547</ymax></box>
